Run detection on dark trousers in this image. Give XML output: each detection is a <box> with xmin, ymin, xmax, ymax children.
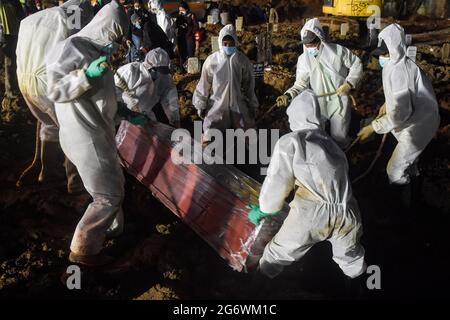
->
<box><xmin>2</xmin><ymin>35</ymin><xmax>19</xmax><ymax>97</ymax></box>
<box><xmin>178</xmin><ymin>36</ymin><xmax>195</xmax><ymax>67</ymax></box>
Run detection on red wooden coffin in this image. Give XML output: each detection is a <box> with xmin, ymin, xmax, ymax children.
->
<box><xmin>115</xmin><ymin>121</ymin><xmax>288</xmax><ymax>272</ymax></box>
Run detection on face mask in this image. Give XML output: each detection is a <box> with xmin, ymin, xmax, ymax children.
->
<box><xmin>379</xmin><ymin>56</ymin><xmax>389</xmax><ymax>68</ymax></box>
<box><xmin>223</xmin><ymin>46</ymin><xmax>236</xmax><ymax>56</ymax></box>
<box><xmin>306</xmin><ymin>46</ymin><xmax>319</xmax><ymax>57</ymax></box>
<box><xmin>134</xmin><ymin>22</ymin><xmax>142</xmax><ymax>29</ymax></box>
<box><xmin>180</xmin><ymin>11</ymin><xmax>187</xmax><ymax>16</ymax></box>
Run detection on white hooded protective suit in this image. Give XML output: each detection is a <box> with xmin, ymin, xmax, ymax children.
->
<box><xmin>193</xmin><ymin>24</ymin><xmax>259</xmax><ymax>140</ymax></box>
<box><xmin>371</xmin><ymin>24</ymin><xmax>440</xmax><ymax>185</ymax></box>
<box><xmin>150</xmin><ymin>0</ymin><xmax>176</xmax><ymax>45</ymax></box>
<box><xmin>285</xmin><ymin>18</ymin><xmax>362</xmax><ymax>147</ymax></box>
<box><xmin>114</xmin><ymin>47</ymin><xmax>180</xmax><ymax>125</ymax></box>
<box><xmin>16</xmin><ymin>0</ymin><xmax>93</xmax><ymax>142</ymax></box>
<box><xmin>46</xmin><ymin>1</ymin><xmax>129</xmax><ymax>256</ymax></box>
<box><xmin>258</xmin><ymin>90</ymin><xmax>366</xmax><ymax>279</ymax></box>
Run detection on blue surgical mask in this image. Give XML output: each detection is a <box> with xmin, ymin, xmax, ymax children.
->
<box><xmin>223</xmin><ymin>46</ymin><xmax>236</xmax><ymax>56</ymax></box>
<box><xmin>379</xmin><ymin>56</ymin><xmax>390</xmax><ymax>68</ymax></box>
<box><xmin>306</xmin><ymin>46</ymin><xmax>319</xmax><ymax>57</ymax></box>
<box><xmin>134</xmin><ymin>22</ymin><xmax>142</xmax><ymax>29</ymax></box>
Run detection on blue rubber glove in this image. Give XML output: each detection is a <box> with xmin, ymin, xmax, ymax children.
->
<box><xmin>85</xmin><ymin>56</ymin><xmax>108</xmax><ymax>79</ymax></box>
<box><xmin>128</xmin><ymin>114</ymin><xmax>148</xmax><ymax>126</ymax></box>
<box><xmin>247</xmin><ymin>203</ymin><xmax>278</xmax><ymax>225</ymax></box>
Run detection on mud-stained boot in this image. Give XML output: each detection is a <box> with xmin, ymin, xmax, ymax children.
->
<box><xmin>64</xmin><ymin>157</ymin><xmax>85</xmax><ymax>195</ymax></box>
<box><xmin>38</xmin><ymin>140</ymin><xmax>65</xmax><ymax>184</ymax></box>
<box><xmin>69</xmin><ymin>251</ymin><xmax>115</xmax><ymax>267</ymax></box>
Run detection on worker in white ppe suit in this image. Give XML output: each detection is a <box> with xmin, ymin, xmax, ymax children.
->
<box><xmin>114</xmin><ymin>47</ymin><xmax>180</xmax><ymax>127</ymax></box>
<box><xmin>149</xmin><ymin>0</ymin><xmax>176</xmax><ymax>46</ymax></box>
<box><xmin>248</xmin><ymin>90</ymin><xmax>366</xmax><ymax>280</ymax></box>
<box><xmin>358</xmin><ymin>24</ymin><xmax>440</xmax><ymax>201</ymax></box>
<box><xmin>16</xmin><ymin>0</ymin><xmax>93</xmax><ymax>191</ymax></box>
<box><xmin>46</xmin><ymin>1</ymin><xmax>129</xmax><ymax>266</ymax></box>
<box><xmin>193</xmin><ymin>24</ymin><xmax>259</xmax><ymax>144</ymax></box>
<box><xmin>277</xmin><ymin>18</ymin><xmax>363</xmax><ymax>148</ymax></box>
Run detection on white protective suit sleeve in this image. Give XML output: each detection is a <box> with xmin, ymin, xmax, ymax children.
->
<box><xmin>285</xmin><ymin>56</ymin><xmax>310</xmax><ymax>98</ymax></box>
<box><xmin>342</xmin><ymin>45</ymin><xmax>363</xmax><ymax>88</ymax></box>
<box><xmin>47</xmin><ymin>1</ymin><xmax>128</xmax><ymax>103</ymax></box>
<box><xmin>285</xmin><ymin>18</ymin><xmax>362</xmax><ymax>99</ymax></box>
<box><xmin>259</xmin><ymin>141</ymin><xmax>296</xmax><ymax>213</ymax></box>
<box><xmin>193</xmin><ymin>57</ymin><xmax>212</xmax><ymax>112</ymax></box>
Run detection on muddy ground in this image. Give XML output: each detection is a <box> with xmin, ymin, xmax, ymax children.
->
<box><xmin>1</xmin><ymin>19</ymin><xmax>449</xmax><ymax>300</ymax></box>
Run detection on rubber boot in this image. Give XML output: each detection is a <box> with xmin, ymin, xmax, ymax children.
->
<box><xmin>64</xmin><ymin>157</ymin><xmax>85</xmax><ymax>195</ymax></box>
<box><xmin>38</xmin><ymin>140</ymin><xmax>65</xmax><ymax>183</ymax></box>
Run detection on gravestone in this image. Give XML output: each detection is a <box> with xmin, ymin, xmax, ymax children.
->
<box><xmin>211</xmin><ymin>36</ymin><xmax>219</xmax><ymax>53</ymax></box>
<box><xmin>187</xmin><ymin>57</ymin><xmax>201</xmax><ymax>74</ymax></box>
<box><xmin>236</xmin><ymin>16</ymin><xmax>244</xmax><ymax>32</ymax></box>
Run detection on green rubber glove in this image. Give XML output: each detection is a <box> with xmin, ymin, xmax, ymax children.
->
<box><xmin>128</xmin><ymin>114</ymin><xmax>148</xmax><ymax>126</ymax></box>
<box><xmin>85</xmin><ymin>56</ymin><xmax>108</xmax><ymax>79</ymax></box>
<box><xmin>246</xmin><ymin>203</ymin><xmax>278</xmax><ymax>225</ymax></box>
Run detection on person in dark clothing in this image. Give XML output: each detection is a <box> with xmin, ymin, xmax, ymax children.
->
<box><xmin>24</xmin><ymin>0</ymin><xmax>38</xmax><ymax>16</ymax></box>
<box><xmin>127</xmin><ymin>13</ymin><xmax>144</xmax><ymax>62</ymax></box>
<box><xmin>141</xmin><ymin>18</ymin><xmax>174</xmax><ymax>59</ymax></box>
<box><xmin>91</xmin><ymin>0</ymin><xmax>103</xmax><ymax>15</ymax></box>
<box><xmin>0</xmin><ymin>0</ymin><xmax>25</xmax><ymax>99</ymax></box>
<box><xmin>250</xmin><ymin>3</ymin><xmax>266</xmax><ymax>24</ymax></box>
<box><xmin>175</xmin><ymin>1</ymin><xmax>198</xmax><ymax>69</ymax></box>
<box><xmin>127</xmin><ymin>0</ymin><xmax>148</xmax><ymax>21</ymax></box>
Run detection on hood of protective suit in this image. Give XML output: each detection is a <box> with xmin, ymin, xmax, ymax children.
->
<box><xmin>143</xmin><ymin>47</ymin><xmax>170</xmax><ymax>68</ymax></box>
<box><xmin>287</xmin><ymin>90</ymin><xmax>322</xmax><ymax>131</ymax></box>
<box><xmin>300</xmin><ymin>18</ymin><xmax>325</xmax><ymax>43</ymax></box>
<box><xmin>218</xmin><ymin>24</ymin><xmax>239</xmax><ymax>51</ymax></box>
<box><xmin>150</xmin><ymin>0</ymin><xmax>162</xmax><ymax>10</ymax></box>
<box><xmin>378</xmin><ymin>23</ymin><xmax>406</xmax><ymax>62</ymax></box>
<box><xmin>60</xmin><ymin>0</ymin><xmax>94</xmax><ymax>35</ymax></box>
<box><xmin>75</xmin><ymin>0</ymin><xmax>129</xmax><ymax>46</ymax></box>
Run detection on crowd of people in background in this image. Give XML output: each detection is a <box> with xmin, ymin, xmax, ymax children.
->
<box><xmin>0</xmin><ymin>0</ymin><xmax>282</xmax><ymax>97</ymax></box>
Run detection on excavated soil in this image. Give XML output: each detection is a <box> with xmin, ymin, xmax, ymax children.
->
<box><xmin>0</xmin><ymin>18</ymin><xmax>449</xmax><ymax>299</ymax></box>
